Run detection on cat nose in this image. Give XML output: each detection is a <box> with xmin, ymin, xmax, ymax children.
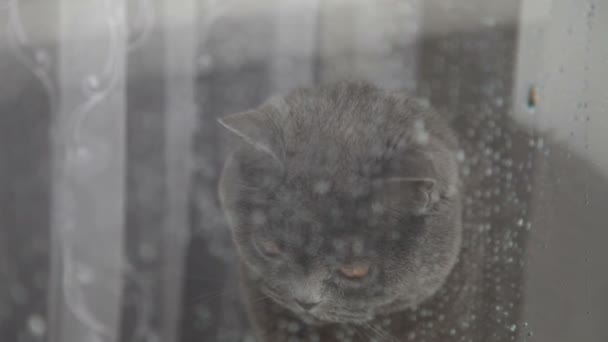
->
<box><xmin>294</xmin><ymin>299</ymin><xmax>320</xmax><ymax>311</ymax></box>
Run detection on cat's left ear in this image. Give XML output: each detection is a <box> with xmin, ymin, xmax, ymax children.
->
<box><xmin>378</xmin><ymin>177</ymin><xmax>438</xmax><ymax>215</ymax></box>
<box><xmin>218</xmin><ymin>110</ymin><xmax>281</xmax><ymax>163</ymax></box>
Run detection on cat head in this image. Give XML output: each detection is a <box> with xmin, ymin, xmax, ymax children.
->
<box><xmin>218</xmin><ymin>81</ymin><xmax>462</xmax><ymax>324</ymax></box>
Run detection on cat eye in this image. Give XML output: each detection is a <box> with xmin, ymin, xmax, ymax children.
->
<box><xmin>256</xmin><ymin>238</ymin><xmax>282</xmax><ymax>258</ymax></box>
<box><xmin>338</xmin><ymin>262</ymin><xmax>371</xmax><ymax>279</ymax></box>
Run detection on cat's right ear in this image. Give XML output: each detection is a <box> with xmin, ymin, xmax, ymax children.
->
<box><xmin>218</xmin><ymin>110</ymin><xmax>281</xmax><ymax>163</ymax></box>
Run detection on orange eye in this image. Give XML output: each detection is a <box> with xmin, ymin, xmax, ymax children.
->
<box><xmin>257</xmin><ymin>239</ymin><xmax>282</xmax><ymax>257</ymax></box>
<box><xmin>339</xmin><ymin>263</ymin><xmax>370</xmax><ymax>279</ymax></box>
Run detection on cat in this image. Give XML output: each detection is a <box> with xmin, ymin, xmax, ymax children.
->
<box><xmin>217</xmin><ymin>81</ymin><xmax>519</xmax><ymax>341</ymax></box>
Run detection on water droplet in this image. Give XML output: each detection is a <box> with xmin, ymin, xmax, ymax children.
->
<box><xmin>76</xmin><ymin>264</ymin><xmax>94</xmax><ymax>284</ymax></box>
<box><xmin>414</xmin><ymin>119</ymin><xmax>429</xmax><ymax>145</ymax></box>
<box><xmin>139</xmin><ymin>242</ymin><xmax>157</xmax><ymax>261</ymax></box>
<box><xmin>34</xmin><ymin>49</ymin><xmax>50</xmax><ymax>67</ymax></box>
<box><xmin>251</xmin><ymin>210</ymin><xmax>266</xmax><ymax>226</ymax></box>
<box><xmin>287</xmin><ymin>321</ymin><xmax>301</xmax><ymax>333</ymax></box>
<box><xmin>536</xmin><ymin>138</ymin><xmax>544</xmax><ymax>149</ymax></box>
<box><xmin>197</xmin><ymin>53</ymin><xmax>214</xmax><ymax>71</ymax></box>
<box><xmin>481</xmin><ymin>16</ymin><xmax>497</xmax><ymax>27</ymax></box>
<box><xmin>85</xmin><ymin>75</ymin><xmax>100</xmax><ymax>91</ymax></box>
<box><xmin>243</xmin><ymin>335</ymin><xmax>256</xmax><ymax>342</ymax></box>
<box><xmin>456</xmin><ymin>150</ymin><xmax>465</xmax><ymax>162</ymax></box>
<box><xmin>28</xmin><ymin>314</ymin><xmax>46</xmax><ymax>337</ymax></box>
<box><xmin>313</xmin><ymin>180</ymin><xmax>331</xmax><ymax>195</ymax></box>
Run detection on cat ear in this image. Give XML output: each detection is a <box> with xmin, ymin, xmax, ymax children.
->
<box><xmin>378</xmin><ymin>177</ymin><xmax>438</xmax><ymax>215</ymax></box>
<box><xmin>218</xmin><ymin>110</ymin><xmax>281</xmax><ymax>163</ymax></box>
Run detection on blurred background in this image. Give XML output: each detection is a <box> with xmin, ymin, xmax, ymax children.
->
<box><xmin>0</xmin><ymin>0</ymin><xmax>607</xmax><ymax>341</ymax></box>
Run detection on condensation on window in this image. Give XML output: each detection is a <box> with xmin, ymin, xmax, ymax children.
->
<box><xmin>0</xmin><ymin>0</ymin><xmax>606</xmax><ymax>342</ymax></box>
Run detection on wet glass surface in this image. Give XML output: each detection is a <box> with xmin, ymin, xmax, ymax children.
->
<box><xmin>0</xmin><ymin>1</ymin><xmax>607</xmax><ymax>341</ymax></box>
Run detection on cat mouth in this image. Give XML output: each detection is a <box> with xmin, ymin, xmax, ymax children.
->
<box><xmin>259</xmin><ymin>284</ymin><xmax>374</xmax><ymax>324</ymax></box>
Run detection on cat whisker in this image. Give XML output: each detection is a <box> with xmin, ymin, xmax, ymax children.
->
<box><xmin>186</xmin><ymin>274</ymin><xmax>226</xmax><ymax>282</ymax></box>
<box><xmin>386</xmin><ymin>207</ymin><xmax>409</xmax><ymax>221</ymax></box>
<box><xmin>193</xmin><ymin>288</ymin><xmax>237</xmax><ymax>303</ymax></box>
<box><xmin>356</xmin><ymin>325</ymin><xmax>382</xmax><ymax>342</ymax></box>
<box><xmin>364</xmin><ymin>324</ymin><xmax>385</xmax><ymax>342</ymax></box>
<box><xmin>363</xmin><ymin>323</ymin><xmax>400</xmax><ymax>342</ymax></box>
<box><xmin>353</xmin><ymin>325</ymin><xmax>372</xmax><ymax>341</ymax></box>
<box><xmin>226</xmin><ymin>180</ymin><xmax>263</xmax><ymax>191</ymax></box>
<box><xmin>249</xmin><ymin>294</ymin><xmax>272</xmax><ymax>305</ymax></box>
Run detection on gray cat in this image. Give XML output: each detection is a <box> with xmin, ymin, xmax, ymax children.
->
<box><xmin>217</xmin><ymin>81</ymin><xmax>489</xmax><ymax>341</ymax></box>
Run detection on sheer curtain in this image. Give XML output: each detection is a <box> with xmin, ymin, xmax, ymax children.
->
<box><xmin>1</xmin><ymin>1</ymin><xmax>195</xmax><ymax>341</ymax></box>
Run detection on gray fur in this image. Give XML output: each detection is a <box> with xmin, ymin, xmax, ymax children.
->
<box><xmin>218</xmin><ymin>81</ymin><xmax>463</xmax><ymax>340</ymax></box>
